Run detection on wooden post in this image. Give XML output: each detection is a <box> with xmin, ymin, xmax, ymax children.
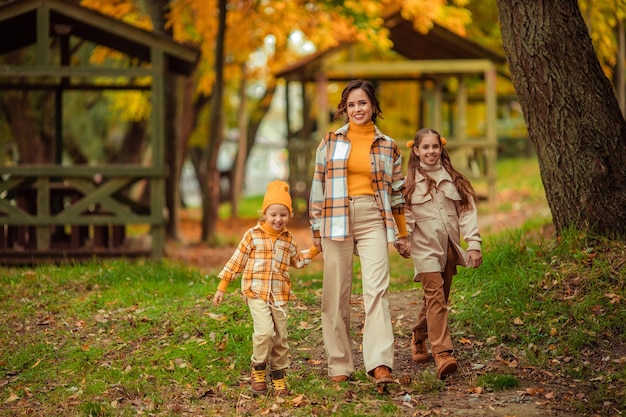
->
<box><xmin>36</xmin><ymin>177</ymin><xmax>50</xmax><ymax>251</ymax></box>
<box><xmin>150</xmin><ymin>47</ymin><xmax>165</xmax><ymax>260</ymax></box>
<box><xmin>485</xmin><ymin>64</ymin><xmax>498</xmax><ymax>207</ymax></box>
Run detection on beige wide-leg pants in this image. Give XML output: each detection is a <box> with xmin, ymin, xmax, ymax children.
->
<box><xmin>321</xmin><ymin>195</ymin><xmax>394</xmax><ymax>377</ymax></box>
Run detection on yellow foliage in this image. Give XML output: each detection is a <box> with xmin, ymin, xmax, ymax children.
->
<box><xmin>80</xmin><ymin>0</ymin><xmax>474</xmax><ymax>105</ymax></box>
<box><xmin>80</xmin><ymin>0</ymin><xmax>152</xmax><ymax>30</ymax></box>
<box><xmin>81</xmin><ymin>0</ymin><xmax>153</xmax><ymax>66</ymax></box>
<box><xmin>398</xmin><ymin>0</ymin><xmax>471</xmax><ymax>35</ymax></box>
<box><xmin>105</xmin><ymin>89</ymin><xmax>151</xmax><ymax>123</ymax></box>
<box><xmin>579</xmin><ymin>0</ymin><xmax>626</xmax><ymax>78</ymax></box>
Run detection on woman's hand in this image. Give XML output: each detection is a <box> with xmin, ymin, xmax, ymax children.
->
<box><xmin>394</xmin><ymin>236</ymin><xmax>411</xmax><ymax>258</ymax></box>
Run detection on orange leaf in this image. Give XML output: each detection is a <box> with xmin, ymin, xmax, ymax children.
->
<box><xmin>522</xmin><ymin>387</ymin><xmax>544</xmax><ymax>396</ymax></box>
<box><xmin>6</xmin><ymin>392</ymin><xmax>19</xmax><ymax>402</ymax></box>
<box><xmin>292</xmin><ymin>394</ymin><xmax>306</xmax><ymax>406</ymax></box>
<box><xmin>468</xmin><ymin>386</ymin><xmax>483</xmax><ymax>394</ymax></box>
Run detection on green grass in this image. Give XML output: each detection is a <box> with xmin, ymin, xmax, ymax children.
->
<box><xmin>1</xmin><ymin>158</ymin><xmax>624</xmax><ymax>416</ymax></box>
<box><xmin>3</xmin><ymin>229</ymin><xmax>623</xmax><ymax>416</ymax></box>
<box><xmin>476</xmin><ymin>373</ymin><xmax>519</xmax><ymax>391</ymax></box>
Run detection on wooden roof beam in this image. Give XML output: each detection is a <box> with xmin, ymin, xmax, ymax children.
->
<box><xmin>322</xmin><ymin>59</ymin><xmax>495</xmax><ymax>79</ymax></box>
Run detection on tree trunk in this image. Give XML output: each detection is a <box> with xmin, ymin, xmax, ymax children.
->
<box><xmin>497</xmin><ymin>0</ymin><xmax>626</xmax><ymax>237</ymax></box>
<box><xmin>231</xmin><ymin>65</ymin><xmax>248</xmax><ymax>218</ymax></box>
<box><xmin>201</xmin><ymin>0</ymin><xmax>227</xmax><ymax>243</ymax></box>
<box><xmin>2</xmin><ymin>91</ymin><xmax>54</xmax><ymax>164</ymax></box>
<box><xmin>246</xmin><ymin>81</ymin><xmax>277</xmax><ymax>152</ymax></box>
<box><xmin>112</xmin><ymin>121</ymin><xmax>147</xmax><ymax>164</ymax></box>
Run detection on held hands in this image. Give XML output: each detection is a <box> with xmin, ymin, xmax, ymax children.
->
<box><xmin>394</xmin><ymin>236</ymin><xmax>411</xmax><ymax>258</ymax></box>
<box><xmin>213</xmin><ymin>290</ymin><xmax>225</xmax><ymax>306</ymax></box>
<box><xmin>467</xmin><ymin>250</ymin><xmax>482</xmax><ymax>268</ymax></box>
<box><xmin>313</xmin><ymin>237</ymin><xmax>322</xmax><ymax>252</ymax></box>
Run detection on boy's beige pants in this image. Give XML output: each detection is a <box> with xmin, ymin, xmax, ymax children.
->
<box><xmin>247</xmin><ymin>297</ymin><xmax>290</xmax><ymax>370</ymax></box>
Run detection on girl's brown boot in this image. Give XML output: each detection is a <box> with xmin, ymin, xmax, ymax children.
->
<box><xmin>411</xmin><ymin>331</ymin><xmax>430</xmax><ymax>363</ymax></box>
<box><xmin>434</xmin><ymin>351</ymin><xmax>457</xmax><ymax>380</ymax></box>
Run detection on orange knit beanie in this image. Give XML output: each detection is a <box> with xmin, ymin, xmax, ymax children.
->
<box><xmin>262</xmin><ymin>180</ymin><xmax>293</xmax><ymax>215</ymax></box>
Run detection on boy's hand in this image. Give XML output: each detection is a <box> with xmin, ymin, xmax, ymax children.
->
<box><xmin>213</xmin><ymin>290</ymin><xmax>225</xmax><ymax>306</ymax></box>
<box><xmin>313</xmin><ymin>237</ymin><xmax>322</xmax><ymax>252</ymax></box>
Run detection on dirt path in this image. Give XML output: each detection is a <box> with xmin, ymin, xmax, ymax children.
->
<box><xmin>333</xmin><ymin>290</ymin><xmax>576</xmax><ymax>416</ymax></box>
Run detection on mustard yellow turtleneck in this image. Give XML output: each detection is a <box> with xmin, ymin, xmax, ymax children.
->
<box><xmin>347</xmin><ymin>121</ymin><xmax>376</xmax><ymax>196</ymax></box>
<box><xmin>346</xmin><ymin>121</ymin><xmax>407</xmax><ymax>237</ymax></box>
<box><xmin>261</xmin><ymin>221</ymin><xmax>320</xmax><ymax>257</ymax></box>
<box><xmin>261</xmin><ymin>221</ymin><xmax>282</xmax><ymax>242</ymax></box>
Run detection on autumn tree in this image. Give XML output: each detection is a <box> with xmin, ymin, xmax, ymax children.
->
<box><xmin>77</xmin><ymin>0</ymin><xmax>473</xmax><ymax>244</ymax></box>
<box><xmin>200</xmin><ymin>0</ymin><xmax>226</xmax><ymax>241</ymax></box>
<box><xmin>167</xmin><ymin>0</ymin><xmax>404</xmax><ymax>242</ymax></box>
<box><xmin>497</xmin><ymin>0</ymin><xmax>626</xmax><ymax>237</ymax></box>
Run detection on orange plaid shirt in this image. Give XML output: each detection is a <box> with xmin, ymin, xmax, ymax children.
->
<box><xmin>217</xmin><ymin>223</ymin><xmax>318</xmax><ymax>306</ymax></box>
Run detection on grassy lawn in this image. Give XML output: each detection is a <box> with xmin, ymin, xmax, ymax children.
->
<box><xmin>1</xmin><ymin>158</ymin><xmax>624</xmax><ymax>416</ymax></box>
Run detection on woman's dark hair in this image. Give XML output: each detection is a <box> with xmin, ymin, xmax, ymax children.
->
<box><xmin>334</xmin><ymin>79</ymin><xmax>383</xmax><ymax>123</ymax></box>
<box><xmin>404</xmin><ymin>128</ymin><xmax>476</xmax><ymax>212</ymax></box>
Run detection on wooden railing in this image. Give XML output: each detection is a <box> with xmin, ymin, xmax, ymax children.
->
<box><xmin>0</xmin><ymin>165</ymin><xmax>166</xmax><ymax>264</ymax></box>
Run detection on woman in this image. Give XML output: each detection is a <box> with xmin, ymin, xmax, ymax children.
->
<box><xmin>309</xmin><ymin>79</ymin><xmax>410</xmax><ymax>385</ymax></box>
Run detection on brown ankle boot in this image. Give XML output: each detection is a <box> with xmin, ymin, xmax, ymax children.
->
<box><xmin>434</xmin><ymin>351</ymin><xmax>457</xmax><ymax>380</ymax></box>
<box><xmin>411</xmin><ymin>331</ymin><xmax>429</xmax><ymax>364</ymax></box>
<box><xmin>250</xmin><ymin>363</ymin><xmax>267</xmax><ymax>394</ymax></box>
<box><xmin>371</xmin><ymin>365</ymin><xmax>394</xmax><ymax>384</ymax></box>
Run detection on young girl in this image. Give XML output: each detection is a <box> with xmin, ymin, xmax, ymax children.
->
<box><xmin>404</xmin><ymin>128</ymin><xmax>483</xmax><ymax>380</ymax></box>
<box><xmin>213</xmin><ymin>180</ymin><xmax>319</xmax><ymax>395</ymax></box>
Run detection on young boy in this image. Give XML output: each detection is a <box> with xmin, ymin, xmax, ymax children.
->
<box><xmin>213</xmin><ymin>180</ymin><xmax>319</xmax><ymax>395</ymax></box>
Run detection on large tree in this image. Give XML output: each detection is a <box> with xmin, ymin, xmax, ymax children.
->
<box><xmin>497</xmin><ymin>0</ymin><xmax>626</xmax><ymax>237</ymax></box>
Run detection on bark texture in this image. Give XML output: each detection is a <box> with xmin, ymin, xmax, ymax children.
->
<box><xmin>497</xmin><ymin>0</ymin><xmax>626</xmax><ymax>237</ymax></box>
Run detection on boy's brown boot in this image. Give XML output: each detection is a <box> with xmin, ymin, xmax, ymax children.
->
<box><xmin>434</xmin><ymin>351</ymin><xmax>458</xmax><ymax>380</ymax></box>
<box><xmin>250</xmin><ymin>363</ymin><xmax>267</xmax><ymax>395</ymax></box>
<box><xmin>270</xmin><ymin>369</ymin><xmax>289</xmax><ymax>395</ymax></box>
<box><xmin>411</xmin><ymin>331</ymin><xmax>429</xmax><ymax>364</ymax></box>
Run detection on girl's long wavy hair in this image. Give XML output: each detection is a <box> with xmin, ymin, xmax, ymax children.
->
<box><xmin>404</xmin><ymin>128</ymin><xmax>476</xmax><ymax>212</ymax></box>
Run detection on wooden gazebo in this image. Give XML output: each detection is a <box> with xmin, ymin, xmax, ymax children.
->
<box><xmin>276</xmin><ymin>11</ymin><xmax>508</xmax><ymax>203</ymax></box>
<box><xmin>0</xmin><ymin>0</ymin><xmax>199</xmax><ymax>264</ymax></box>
